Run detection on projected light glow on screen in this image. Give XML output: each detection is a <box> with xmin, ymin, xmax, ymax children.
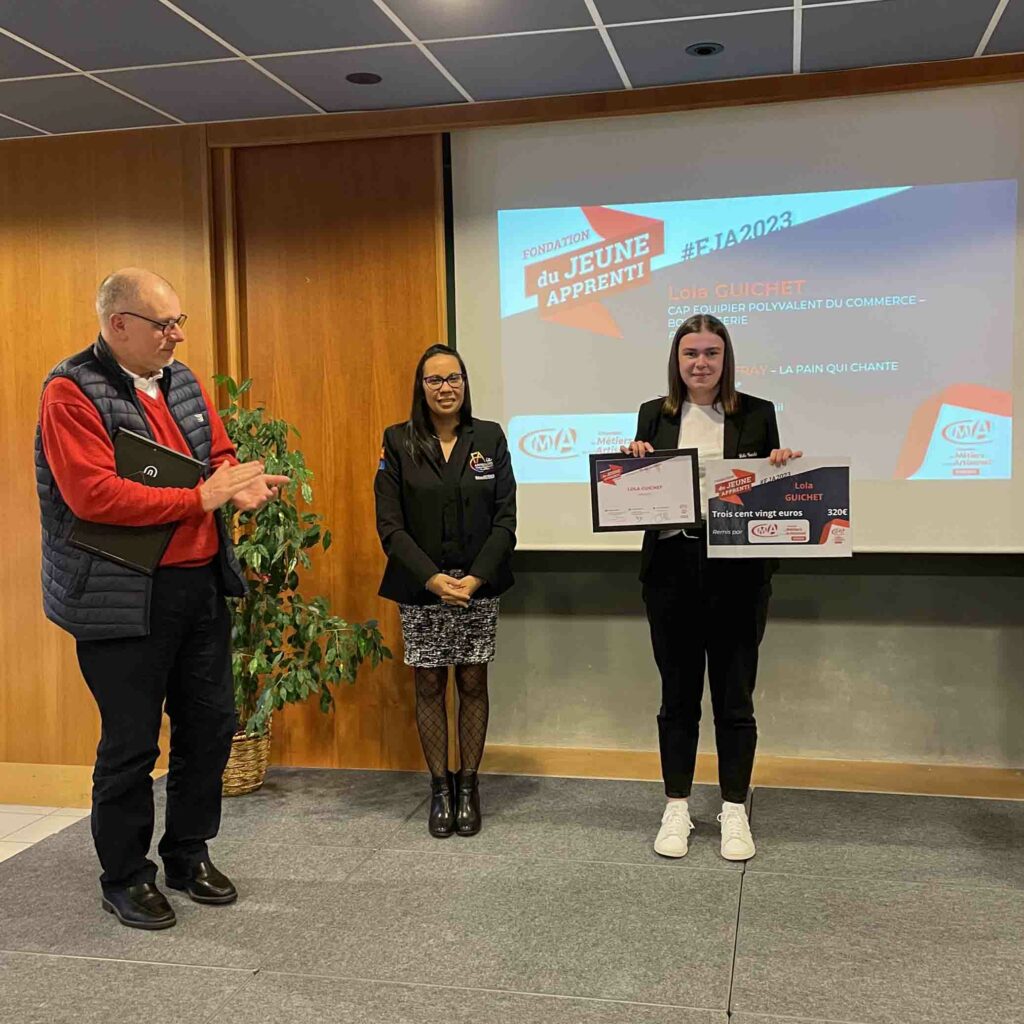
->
<box><xmin>496</xmin><ymin>181</ymin><xmax>1015</xmax><ymax>488</ymax></box>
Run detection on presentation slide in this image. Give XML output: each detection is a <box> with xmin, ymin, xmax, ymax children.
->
<box><xmin>497</xmin><ymin>180</ymin><xmax>1016</xmax><ymax>488</ymax></box>
<box><xmin>454</xmin><ymin>84</ymin><xmax>1024</xmax><ymax>550</ymax></box>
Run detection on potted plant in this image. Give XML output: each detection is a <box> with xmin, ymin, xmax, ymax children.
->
<box><xmin>216</xmin><ymin>376</ymin><xmax>392</xmax><ymax>795</ymax></box>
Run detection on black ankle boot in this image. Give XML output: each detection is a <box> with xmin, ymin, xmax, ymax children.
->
<box><xmin>455</xmin><ymin>769</ymin><xmax>481</xmax><ymax>836</ymax></box>
<box><xmin>428</xmin><ymin>772</ymin><xmax>455</xmax><ymax>838</ymax></box>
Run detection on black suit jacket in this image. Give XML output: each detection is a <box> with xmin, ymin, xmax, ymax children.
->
<box><xmin>634</xmin><ymin>392</ymin><xmax>780</xmax><ymax>583</ymax></box>
<box><xmin>374</xmin><ymin>418</ymin><xmax>517</xmax><ymax>604</ymax></box>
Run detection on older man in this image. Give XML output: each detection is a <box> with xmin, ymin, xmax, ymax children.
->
<box><xmin>36</xmin><ymin>269</ymin><xmax>287</xmax><ymax>930</ymax></box>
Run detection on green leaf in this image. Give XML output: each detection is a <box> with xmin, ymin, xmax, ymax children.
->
<box><xmin>218</xmin><ymin>373</ymin><xmax>392</xmax><ymax>732</ymax></box>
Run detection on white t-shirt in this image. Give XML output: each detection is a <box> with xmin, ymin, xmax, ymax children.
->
<box><xmin>659</xmin><ymin>399</ymin><xmax>725</xmax><ymax>540</ymax></box>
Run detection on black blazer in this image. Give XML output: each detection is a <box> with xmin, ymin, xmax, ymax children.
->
<box><xmin>374</xmin><ymin>418</ymin><xmax>517</xmax><ymax>604</ymax></box>
<box><xmin>634</xmin><ymin>392</ymin><xmax>780</xmax><ymax>583</ymax></box>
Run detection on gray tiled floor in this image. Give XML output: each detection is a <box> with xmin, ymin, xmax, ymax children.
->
<box><xmin>387</xmin><ymin>774</ymin><xmax>742</xmax><ymax>871</ymax></box>
<box><xmin>0</xmin><ymin>951</ymin><xmax>249</xmax><ymax>1024</ymax></box>
<box><xmin>731</xmin><ymin>873</ymin><xmax>1024</xmax><ymax>1024</ymax></box>
<box><xmin>0</xmin><ymin>769</ymin><xmax>1021</xmax><ymax>1023</ymax></box>
<box><xmin>746</xmin><ymin>787</ymin><xmax>1024</xmax><ymax>888</ymax></box>
<box><xmin>270</xmin><ymin>849</ymin><xmax>740</xmax><ymax>1005</ymax></box>
<box><xmin>219</xmin><ymin>973</ymin><xmax>730</xmax><ymax>1024</ymax></box>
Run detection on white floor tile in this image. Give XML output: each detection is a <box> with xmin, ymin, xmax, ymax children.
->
<box><xmin>0</xmin><ymin>841</ymin><xmax>33</xmax><ymax>863</ymax></box>
<box><xmin>3</xmin><ymin>815</ymin><xmax>80</xmax><ymax>843</ymax></box>
<box><xmin>0</xmin><ymin>812</ymin><xmax>46</xmax><ymax>839</ymax></box>
<box><xmin>0</xmin><ymin>804</ymin><xmax>58</xmax><ymax>815</ymax></box>
<box><xmin>47</xmin><ymin>808</ymin><xmax>90</xmax><ymax>820</ymax></box>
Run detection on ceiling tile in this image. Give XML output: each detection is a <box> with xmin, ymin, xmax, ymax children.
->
<box><xmin>597</xmin><ymin>0</ymin><xmax>790</xmax><ymax>25</ymax></box>
<box><xmin>169</xmin><ymin>0</ymin><xmax>404</xmax><ymax>55</ymax></box>
<box><xmin>611</xmin><ymin>10</ymin><xmax>791</xmax><ymax>87</ymax></box>
<box><xmin>260</xmin><ymin>45</ymin><xmax>465</xmax><ymax>111</ymax></box>
<box><xmin>0</xmin><ymin>31</ymin><xmax>69</xmax><ymax>78</ymax></box>
<box><xmin>987</xmin><ymin>0</ymin><xmax>1024</xmax><ymax>55</ymax></box>
<box><xmin>428</xmin><ymin>31</ymin><xmax>622</xmax><ymax>101</ymax></box>
<box><xmin>97</xmin><ymin>61</ymin><xmax>312</xmax><ymax>123</ymax></box>
<box><xmin>0</xmin><ymin>113</ymin><xmax>45</xmax><ymax>138</ymax></box>
<box><xmin>0</xmin><ymin>0</ymin><xmax>230</xmax><ymax>71</ymax></box>
<box><xmin>384</xmin><ymin>0</ymin><xmax>593</xmax><ymax>39</ymax></box>
<box><xmin>802</xmin><ymin>0</ymin><xmax>994</xmax><ymax>72</ymax></box>
<box><xmin>0</xmin><ymin>75</ymin><xmax>174</xmax><ymax>133</ymax></box>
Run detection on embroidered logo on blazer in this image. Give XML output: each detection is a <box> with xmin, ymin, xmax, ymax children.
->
<box><xmin>469</xmin><ymin>451</ymin><xmax>494</xmax><ymax>474</ymax></box>
<box><xmin>377</xmin><ymin>446</ymin><xmax>386</xmax><ymax>471</ymax></box>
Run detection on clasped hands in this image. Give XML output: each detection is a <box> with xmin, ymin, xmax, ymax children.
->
<box><xmin>426</xmin><ymin>573</ymin><xmax>484</xmax><ymax>607</ymax></box>
<box><xmin>619</xmin><ymin>441</ymin><xmax>803</xmax><ymax>466</ymax></box>
<box><xmin>200</xmin><ymin>461</ymin><xmax>291</xmax><ymax>513</ymax></box>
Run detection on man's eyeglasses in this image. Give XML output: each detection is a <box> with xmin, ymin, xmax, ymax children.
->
<box><xmin>422</xmin><ymin>373</ymin><xmax>465</xmax><ymax>391</ymax></box>
<box><xmin>119</xmin><ymin>311</ymin><xmax>188</xmax><ymax>335</ymax></box>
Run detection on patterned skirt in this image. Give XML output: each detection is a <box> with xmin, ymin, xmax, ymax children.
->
<box><xmin>398</xmin><ymin>571</ymin><xmax>500</xmax><ymax>668</ymax></box>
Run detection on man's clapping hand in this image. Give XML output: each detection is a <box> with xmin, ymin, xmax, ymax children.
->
<box><xmin>200</xmin><ymin>461</ymin><xmax>290</xmax><ymax>513</ymax></box>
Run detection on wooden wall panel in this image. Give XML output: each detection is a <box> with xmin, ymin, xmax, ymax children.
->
<box><xmin>231</xmin><ymin>134</ymin><xmax>446</xmax><ymax>769</ymax></box>
<box><xmin>0</xmin><ymin>125</ymin><xmax>214</xmax><ymax>766</ymax></box>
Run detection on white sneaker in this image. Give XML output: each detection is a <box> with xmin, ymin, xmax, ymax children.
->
<box><xmin>718</xmin><ymin>801</ymin><xmax>756</xmax><ymax>861</ymax></box>
<box><xmin>654</xmin><ymin>801</ymin><xmax>695</xmax><ymax>858</ymax></box>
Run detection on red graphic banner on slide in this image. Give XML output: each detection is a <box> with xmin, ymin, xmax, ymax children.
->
<box><xmin>523</xmin><ymin>207</ymin><xmax>665</xmax><ymax>339</ymax></box>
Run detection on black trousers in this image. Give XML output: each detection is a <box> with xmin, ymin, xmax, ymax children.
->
<box><xmin>642</xmin><ymin>532</ymin><xmax>771</xmax><ymax>804</ymax></box>
<box><xmin>76</xmin><ymin>564</ymin><xmax>236</xmax><ymax>892</ymax></box>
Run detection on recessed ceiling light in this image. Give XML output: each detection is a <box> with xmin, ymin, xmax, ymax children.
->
<box><xmin>685</xmin><ymin>42</ymin><xmax>724</xmax><ymax>57</ymax></box>
<box><xmin>346</xmin><ymin>72</ymin><xmax>382</xmax><ymax>85</ymax></box>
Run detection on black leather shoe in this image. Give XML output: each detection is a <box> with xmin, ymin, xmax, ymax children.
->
<box><xmin>455</xmin><ymin>769</ymin><xmax>481</xmax><ymax>837</ymax></box>
<box><xmin>165</xmin><ymin>859</ymin><xmax>238</xmax><ymax>904</ymax></box>
<box><xmin>428</xmin><ymin>772</ymin><xmax>455</xmax><ymax>838</ymax></box>
<box><xmin>102</xmin><ymin>882</ymin><xmax>176</xmax><ymax>930</ymax></box>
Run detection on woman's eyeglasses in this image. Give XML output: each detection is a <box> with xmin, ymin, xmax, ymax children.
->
<box><xmin>422</xmin><ymin>373</ymin><xmax>465</xmax><ymax>390</ymax></box>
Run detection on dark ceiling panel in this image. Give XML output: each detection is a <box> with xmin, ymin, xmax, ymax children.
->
<box><xmin>597</xmin><ymin>0</ymin><xmax>789</xmax><ymax>25</ymax></box>
<box><xmin>0</xmin><ymin>0</ymin><xmax>230</xmax><ymax>71</ymax></box>
<box><xmin>0</xmin><ymin>0</ymin><xmax>1015</xmax><ymax>140</ymax></box>
<box><xmin>803</xmin><ymin>0</ymin><xmax>994</xmax><ymax>73</ymax></box>
<box><xmin>0</xmin><ymin>75</ymin><xmax>174</xmax><ymax>133</ymax></box>
<box><xmin>170</xmin><ymin>0</ymin><xmax>404</xmax><ymax>56</ymax></box>
<box><xmin>429</xmin><ymin>31</ymin><xmax>622</xmax><ymax>101</ymax></box>
<box><xmin>0</xmin><ymin>31</ymin><xmax>69</xmax><ymax>78</ymax></box>
<box><xmin>611</xmin><ymin>10</ymin><xmax>791</xmax><ymax>87</ymax></box>
<box><xmin>98</xmin><ymin>61</ymin><xmax>312</xmax><ymax>123</ymax></box>
<box><xmin>384</xmin><ymin>0</ymin><xmax>593</xmax><ymax>40</ymax></box>
<box><xmin>0</xmin><ymin>112</ymin><xmax>45</xmax><ymax>137</ymax></box>
<box><xmin>987</xmin><ymin>0</ymin><xmax>1024</xmax><ymax>55</ymax></box>
<box><xmin>260</xmin><ymin>45</ymin><xmax>466</xmax><ymax>111</ymax></box>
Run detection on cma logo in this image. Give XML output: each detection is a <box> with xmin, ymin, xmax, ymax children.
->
<box><xmin>143</xmin><ymin>465</ymin><xmax>159</xmax><ymax>478</ymax></box>
<box><xmin>750</xmin><ymin>523</ymin><xmax>778</xmax><ymax>538</ymax></box>
<box><xmin>518</xmin><ymin>427</ymin><xmax>577</xmax><ymax>460</ymax></box>
<box><xmin>941</xmin><ymin>419</ymin><xmax>993</xmax><ymax>445</ymax></box>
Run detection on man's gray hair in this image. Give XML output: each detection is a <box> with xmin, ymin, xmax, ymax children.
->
<box><xmin>95</xmin><ymin>269</ymin><xmax>174</xmax><ymax>322</ymax></box>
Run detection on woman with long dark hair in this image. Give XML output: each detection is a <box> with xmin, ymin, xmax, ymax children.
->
<box><xmin>375</xmin><ymin>344</ymin><xmax>516</xmax><ymax>837</ymax></box>
<box><xmin>622</xmin><ymin>315</ymin><xmax>800</xmax><ymax>861</ymax></box>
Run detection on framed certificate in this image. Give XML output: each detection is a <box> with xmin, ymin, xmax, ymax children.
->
<box><xmin>590</xmin><ymin>449</ymin><xmax>700</xmax><ymax>532</ymax></box>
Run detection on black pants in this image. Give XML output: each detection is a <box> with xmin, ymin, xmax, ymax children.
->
<box><xmin>76</xmin><ymin>564</ymin><xmax>236</xmax><ymax>892</ymax></box>
<box><xmin>642</xmin><ymin>532</ymin><xmax>771</xmax><ymax>804</ymax></box>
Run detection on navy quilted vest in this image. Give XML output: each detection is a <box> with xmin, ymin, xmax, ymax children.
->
<box><xmin>35</xmin><ymin>337</ymin><xmax>246</xmax><ymax>641</ymax></box>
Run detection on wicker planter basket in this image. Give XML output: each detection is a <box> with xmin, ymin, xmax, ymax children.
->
<box><xmin>222</xmin><ymin>726</ymin><xmax>271</xmax><ymax>797</ymax></box>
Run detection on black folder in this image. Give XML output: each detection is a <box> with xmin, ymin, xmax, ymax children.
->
<box><xmin>69</xmin><ymin>429</ymin><xmax>205</xmax><ymax>574</ymax></box>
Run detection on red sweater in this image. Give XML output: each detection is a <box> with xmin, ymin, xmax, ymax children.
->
<box><xmin>40</xmin><ymin>376</ymin><xmax>238</xmax><ymax>568</ymax></box>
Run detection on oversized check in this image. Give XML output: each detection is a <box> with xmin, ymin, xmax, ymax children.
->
<box><xmin>706</xmin><ymin>457</ymin><xmax>852</xmax><ymax>557</ymax></box>
<box><xmin>590</xmin><ymin>449</ymin><xmax>700</xmax><ymax>532</ymax></box>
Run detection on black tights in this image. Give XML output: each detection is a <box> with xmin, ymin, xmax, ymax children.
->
<box><xmin>413</xmin><ymin>664</ymin><xmax>490</xmax><ymax>777</ymax></box>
